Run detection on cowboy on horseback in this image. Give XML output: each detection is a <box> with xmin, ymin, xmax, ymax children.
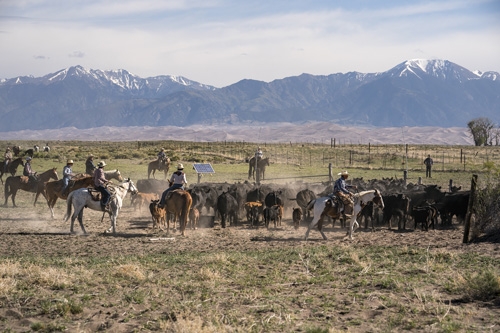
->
<box><xmin>61</xmin><ymin>159</ymin><xmax>75</xmax><ymax>197</ymax></box>
<box><xmin>157</xmin><ymin>148</ymin><xmax>167</xmax><ymax>170</ymax></box>
<box><xmin>332</xmin><ymin>170</ymin><xmax>357</xmax><ymax>215</ymax></box>
<box><xmin>23</xmin><ymin>156</ymin><xmax>38</xmax><ymax>189</ymax></box>
<box><xmin>255</xmin><ymin>147</ymin><xmax>263</xmax><ymax>161</ymax></box>
<box><xmin>3</xmin><ymin>147</ymin><xmax>12</xmax><ymax>173</ymax></box>
<box><xmin>159</xmin><ymin>163</ymin><xmax>187</xmax><ymax>208</ymax></box>
<box><xmin>93</xmin><ymin>161</ymin><xmax>111</xmax><ymax>212</ymax></box>
<box><xmin>85</xmin><ymin>154</ymin><xmax>97</xmax><ymax>175</ymax></box>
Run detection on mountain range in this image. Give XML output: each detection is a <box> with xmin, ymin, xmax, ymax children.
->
<box><xmin>0</xmin><ymin>59</ymin><xmax>498</xmax><ymax>132</ymax></box>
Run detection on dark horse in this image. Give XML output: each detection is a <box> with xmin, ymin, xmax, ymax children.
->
<box><xmin>147</xmin><ymin>157</ymin><xmax>170</xmax><ymax>179</ymax></box>
<box><xmin>248</xmin><ymin>157</ymin><xmax>270</xmax><ymax>180</ymax></box>
<box><xmin>0</xmin><ymin>157</ymin><xmax>24</xmax><ymax>184</ymax></box>
<box><xmin>4</xmin><ymin>168</ymin><xmax>59</xmax><ymax>207</ymax></box>
<box><xmin>42</xmin><ymin>176</ymin><xmax>95</xmax><ymax>218</ymax></box>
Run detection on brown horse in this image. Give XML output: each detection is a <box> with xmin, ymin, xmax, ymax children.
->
<box><xmin>42</xmin><ymin>176</ymin><xmax>94</xmax><ymax>218</ymax></box>
<box><xmin>148</xmin><ymin>158</ymin><xmax>170</xmax><ymax>179</ymax></box>
<box><xmin>162</xmin><ymin>189</ymin><xmax>192</xmax><ymax>236</ymax></box>
<box><xmin>1</xmin><ymin>157</ymin><xmax>24</xmax><ymax>184</ymax></box>
<box><xmin>4</xmin><ymin>168</ymin><xmax>59</xmax><ymax>207</ymax></box>
<box><xmin>248</xmin><ymin>157</ymin><xmax>270</xmax><ymax>180</ymax></box>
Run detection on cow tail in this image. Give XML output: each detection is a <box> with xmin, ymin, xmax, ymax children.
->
<box><xmin>64</xmin><ymin>191</ymin><xmax>73</xmax><ymax>222</ymax></box>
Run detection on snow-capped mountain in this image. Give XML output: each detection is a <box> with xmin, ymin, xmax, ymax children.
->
<box><xmin>0</xmin><ymin>59</ymin><xmax>498</xmax><ymax>131</ymax></box>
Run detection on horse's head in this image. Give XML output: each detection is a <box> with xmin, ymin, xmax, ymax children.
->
<box><xmin>372</xmin><ymin>189</ymin><xmax>384</xmax><ymax>209</ymax></box>
<box><xmin>125</xmin><ymin>178</ymin><xmax>138</xmax><ymax>195</ymax></box>
<box><xmin>116</xmin><ymin>170</ymin><xmax>124</xmax><ymax>182</ymax></box>
<box><xmin>51</xmin><ymin>167</ymin><xmax>59</xmax><ymax>180</ymax></box>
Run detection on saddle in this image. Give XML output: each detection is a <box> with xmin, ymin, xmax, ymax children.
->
<box><xmin>165</xmin><ymin>188</ymin><xmax>183</xmax><ymax>201</ymax></box>
<box><xmin>326</xmin><ymin>195</ymin><xmax>344</xmax><ymax>213</ymax></box>
<box><xmin>88</xmin><ymin>186</ymin><xmax>116</xmax><ymax>202</ymax></box>
<box><xmin>20</xmin><ymin>176</ymin><xmax>30</xmax><ymax>184</ymax></box>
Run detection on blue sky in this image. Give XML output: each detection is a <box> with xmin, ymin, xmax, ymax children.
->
<box><xmin>1</xmin><ymin>0</ymin><xmax>499</xmax><ymax>87</ymax></box>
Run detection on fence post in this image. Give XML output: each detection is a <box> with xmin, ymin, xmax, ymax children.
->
<box><xmin>463</xmin><ymin>174</ymin><xmax>478</xmax><ymax>243</ymax></box>
<box><xmin>449</xmin><ymin>179</ymin><xmax>453</xmax><ymax>192</ymax></box>
<box><xmin>328</xmin><ymin>163</ymin><xmax>333</xmax><ymax>183</ymax></box>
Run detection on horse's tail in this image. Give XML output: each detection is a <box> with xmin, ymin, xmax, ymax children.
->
<box><xmin>64</xmin><ymin>191</ymin><xmax>74</xmax><ymax>222</ymax></box>
<box><xmin>182</xmin><ymin>194</ymin><xmax>193</xmax><ymax>230</ymax></box>
<box><xmin>306</xmin><ymin>198</ymin><xmax>315</xmax><ymax>211</ymax></box>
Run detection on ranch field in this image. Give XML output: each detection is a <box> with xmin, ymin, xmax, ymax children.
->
<box><xmin>0</xmin><ymin>140</ymin><xmax>499</xmax><ymax>332</ymax></box>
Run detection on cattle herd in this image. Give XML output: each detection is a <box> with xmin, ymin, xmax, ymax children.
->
<box><xmin>134</xmin><ymin>177</ymin><xmax>469</xmax><ymax>237</ymax></box>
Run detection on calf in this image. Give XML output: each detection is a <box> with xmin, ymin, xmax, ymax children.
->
<box><xmin>132</xmin><ymin>191</ymin><xmax>159</xmax><ymax>212</ymax></box>
<box><xmin>263</xmin><ymin>205</ymin><xmax>281</xmax><ymax>229</ymax></box>
<box><xmin>188</xmin><ymin>207</ymin><xmax>200</xmax><ymax>230</ymax></box>
<box><xmin>292</xmin><ymin>207</ymin><xmax>302</xmax><ymax>229</ymax></box>
<box><xmin>412</xmin><ymin>206</ymin><xmax>434</xmax><ymax>231</ymax></box>
<box><xmin>244</xmin><ymin>201</ymin><xmax>263</xmax><ymax>228</ymax></box>
<box><xmin>149</xmin><ymin>199</ymin><xmax>166</xmax><ymax>230</ymax></box>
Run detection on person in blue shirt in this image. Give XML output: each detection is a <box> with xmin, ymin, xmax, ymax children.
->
<box><xmin>333</xmin><ymin>170</ymin><xmax>357</xmax><ymax>215</ymax></box>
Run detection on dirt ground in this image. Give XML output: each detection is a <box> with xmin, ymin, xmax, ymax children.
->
<box><xmin>1</xmin><ymin>197</ymin><xmax>499</xmax><ymax>332</ymax></box>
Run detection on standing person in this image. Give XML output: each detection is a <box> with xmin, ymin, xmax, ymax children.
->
<box><xmin>157</xmin><ymin>148</ymin><xmax>167</xmax><ymax>169</ymax></box>
<box><xmin>93</xmin><ymin>161</ymin><xmax>111</xmax><ymax>212</ymax></box>
<box><xmin>424</xmin><ymin>154</ymin><xmax>433</xmax><ymax>178</ymax></box>
<box><xmin>23</xmin><ymin>156</ymin><xmax>38</xmax><ymax>185</ymax></box>
<box><xmin>85</xmin><ymin>154</ymin><xmax>97</xmax><ymax>175</ymax></box>
<box><xmin>255</xmin><ymin>147</ymin><xmax>263</xmax><ymax>160</ymax></box>
<box><xmin>3</xmin><ymin>147</ymin><xmax>12</xmax><ymax>172</ymax></box>
<box><xmin>61</xmin><ymin>159</ymin><xmax>74</xmax><ymax>196</ymax></box>
<box><xmin>159</xmin><ymin>163</ymin><xmax>188</xmax><ymax>208</ymax></box>
<box><xmin>332</xmin><ymin>170</ymin><xmax>357</xmax><ymax>215</ymax></box>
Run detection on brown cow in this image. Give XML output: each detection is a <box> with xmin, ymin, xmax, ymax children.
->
<box><xmin>149</xmin><ymin>199</ymin><xmax>166</xmax><ymax>230</ymax></box>
<box><xmin>189</xmin><ymin>207</ymin><xmax>200</xmax><ymax>230</ymax></box>
<box><xmin>244</xmin><ymin>201</ymin><xmax>263</xmax><ymax>228</ymax></box>
<box><xmin>292</xmin><ymin>207</ymin><xmax>302</xmax><ymax>230</ymax></box>
<box><xmin>131</xmin><ymin>191</ymin><xmax>159</xmax><ymax>212</ymax></box>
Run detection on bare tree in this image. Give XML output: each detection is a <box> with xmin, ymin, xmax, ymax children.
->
<box><xmin>467</xmin><ymin>117</ymin><xmax>495</xmax><ymax>146</ymax></box>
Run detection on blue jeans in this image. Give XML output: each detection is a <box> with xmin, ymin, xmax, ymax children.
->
<box><xmin>96</xmin><ymin>185</ymin><xmax>111</xmax><ymax>206</ymax></box>
<box><xmin>62</xmin><ymin>177</ymin><xmax>70</xmax><ymax>192</ymax></box>
<box><xmin>160</xmin><ymin>184</ymin><xmax>184</xmax><ymax>205</ymax></box>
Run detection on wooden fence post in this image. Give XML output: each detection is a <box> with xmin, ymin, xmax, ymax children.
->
<box><xmin>463</xmin><ymin>174</ymin><xmax>478</xmax><ymax>243</ymax></box>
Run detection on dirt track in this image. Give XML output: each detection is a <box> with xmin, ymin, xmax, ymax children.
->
<box><xmin>1</xmin><ymin>198</ymin><xmax>500</xmax><ymax>332</ymax></box>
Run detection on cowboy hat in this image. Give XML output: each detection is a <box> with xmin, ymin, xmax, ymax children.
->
<box><xmin>25</xmin><ymin>156</ymin><xmax>32</xmax><ymax>161</ymax></box>
<box><xmin>177</xmin><ymin>163</ymin><xmax>184</xmax><ymax>170</ymax></box>
<box><xmin>98</xmin><ymin>161</ymin><xmax>107</xmax><ymax>167</ymax></box>
<box><xmin>337</xmin><ymin>170</ymin><xmax>349</xmax><ymax>176</ymax></box>
<box><xmin>67</xmin><ymin>159</ymin><xmax>74</xmax><ymax>164</ymax></box>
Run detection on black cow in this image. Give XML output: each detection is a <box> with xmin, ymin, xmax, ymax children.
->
<box><xmin>265</xmin><ymin>190</ymin><xmax>283</xmax><ymax>207</ymax></box>
<box><xmin>189</xmin><ymin>184</ymin><xmax>219</xmax><ymax>215</ymax></box>
<box><xmin>412</xmin><ymin>206</ymin><xmax>434</xmax><ymax>231</ymax></box>
<box><xmin>295</xmin><ymin>189</ymin><xmax>316</xmax><ymax>221</ymax></box>
<box><xmin>435</xmin><ymin>191</ymin><xmax>470</xmax><ymax>226</ymax></box>
<box><xmin>382</xmin><ymin>194</ymin><xmax>411</xmax><ymax>230</ymax></box>
<box><xmin>359</xmin><ymin>201</ymin><xmax>375</xmax><ymax>230</ymax></box>
<box><xmin>246</xmin><ymin>188</ymin><xmax>266</xmax><ymax>203</ymax></box>
<box><xmin>216</xmin><ymin>191</ymin><xmax>239</xmax><ymax>228</ymax></box>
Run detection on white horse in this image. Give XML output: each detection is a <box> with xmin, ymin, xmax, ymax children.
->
<box><xmin>64</xmin><ymin>178</ymin><xmax>138</xmax><ymax>234</ymax></box>
<box><xmin>304</xmin><ymin>189</ymin><xmax>384</xmax><ymax>240</ymax></box>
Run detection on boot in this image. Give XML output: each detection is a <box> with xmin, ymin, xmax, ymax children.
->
<box><xmin>101</xmin><ymin>203</ymin><xmax>111</xmax><ymax>213</ymax></box>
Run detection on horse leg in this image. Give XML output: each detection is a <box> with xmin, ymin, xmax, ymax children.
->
<box><xmin>317</xmin><ymin>214</ymin><xmax>327</xmax><ymax>240</ymax></box>
<box><xmin>304</xmin><ymin>215</ymin><xmax>319</xmax><ymax>240</ymax></box>
<box><xmin>77</xmin><ymin>209</ymin><xmax>88</xmax><ymax>234</ymax></box>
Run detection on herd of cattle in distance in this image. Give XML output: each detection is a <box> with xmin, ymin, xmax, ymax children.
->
<box><xmin>135</xmin><ymin>177</ymin><xmax>469</xmax><ymax>239</ymax></box>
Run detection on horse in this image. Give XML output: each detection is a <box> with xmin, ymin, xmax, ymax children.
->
<box><xmin>23</xmin><ymin>148</ymin><xmax>34</xmax><ymax>158</ymax></box>
<box><xmin>43</xmin><ymin>146</ymin><xmax>50</xmax><ymax>152</ymax></box>
<box><xmin>147</xmin><ymin>157</ymin><xmax>170</xmax><ymax>179</ymax></box>
<box><xmin>157</xmin><ymin>189</ymin><xmax>192</xmax><ymax>236</ymax></box>
<box><xmin>0</xmin><ymin>157</ymin><xmax>24</xmax><ymax>184</ymax></box>
<box><xmin>4</xmin><ymin>168</ymin><xmax>59</xmax><ymax>207</ymax></box>
<box><xmin>41</xmin><ymin>176</ymin><xmax>95</xmax><ymax>218</ymax></box>
<box><xmin>248</xmin><ymin>157</ymin><xmax>270</xmax><ymax>180</ymax></box>
<box><xmin>12</xmin><ymin>146</ymin><xmax>21</xmax><ymax>156</ymax></box>
<box><xmin>304</xmin><ymin>189</ymin><xmax>385</xmax><ymax>241</ymax></box>
<box><xmin>64</xmin><ymin>178</ymin><xmax>138</xmax><ymax>234</ymax></box>
<box><xmin>104</xmin><ymin>169</ymin><xmax>123</xmax><ymax>182</ymax></box>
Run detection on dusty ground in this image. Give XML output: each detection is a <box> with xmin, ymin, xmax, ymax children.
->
<box><xmin>0</xmin><ymin>195</ymin><xmax>499</xmax><ymax>332</ymax></box>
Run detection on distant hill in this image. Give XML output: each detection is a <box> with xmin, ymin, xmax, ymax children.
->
<box><xmin>0</xmin><ymin>59</ymin><xmax>498</xmax><ymax>132</ymax></box>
